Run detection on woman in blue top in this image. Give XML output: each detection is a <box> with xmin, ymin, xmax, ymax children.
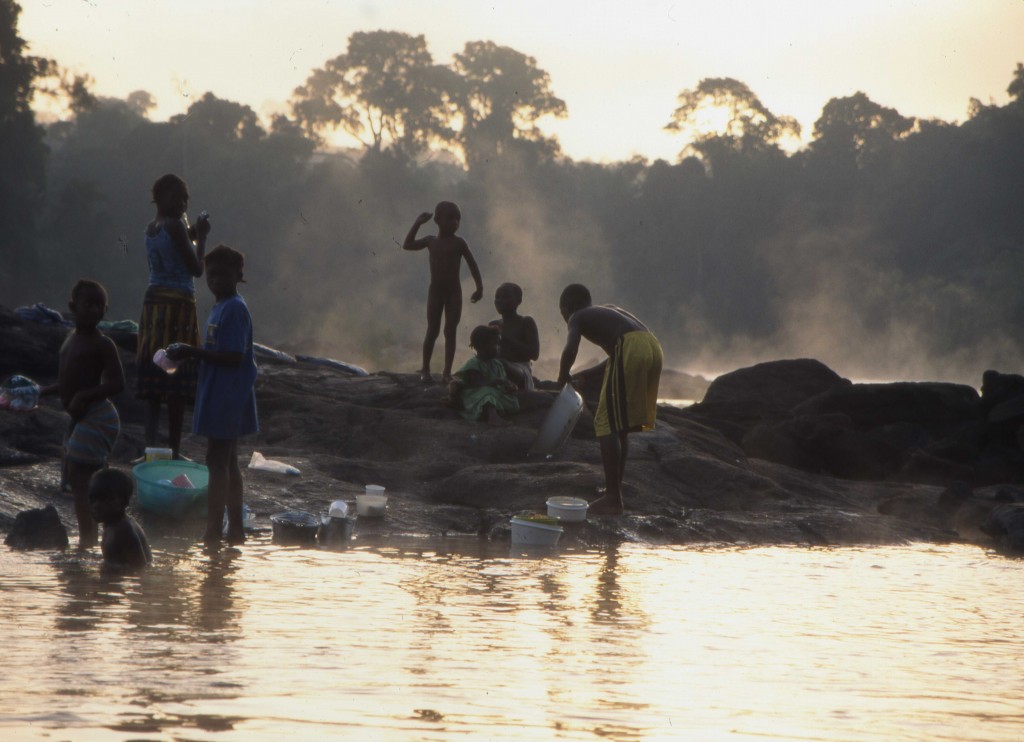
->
<box><xmin>136</xmin><ymin>174</ymin><xmax>210</xmax><ymax>459</ymax></box>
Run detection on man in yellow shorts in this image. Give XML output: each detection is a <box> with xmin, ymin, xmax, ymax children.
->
<box><xmin>557</xmin><ymin>284</ymin><xmax>663</xmax><ymax>515</ymax></box>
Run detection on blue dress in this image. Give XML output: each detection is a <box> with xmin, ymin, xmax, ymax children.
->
<box><xmin>193</xmin><ymin>294</ymin><xmax>259</xmax><ymax>439</ymax></box>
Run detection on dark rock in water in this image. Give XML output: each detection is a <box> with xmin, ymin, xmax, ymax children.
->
<box><xmin>4</xmin><ymin>505</ymin><xmax>68</xmax><ymax>550</ymax></box>
<box><xmin>793</xmin><ymin>381</ymin><xmax>982</xmax><ymax>429</ymax></box>
<box><xmin>981</xmin><ymin>502</ymin><xmax>1024</xmax><ymax>555</ymax></box>
<box><xmin>696</xmin><ymin>359</ymin><xmax>850</xmax><ymax>421</ymax></box>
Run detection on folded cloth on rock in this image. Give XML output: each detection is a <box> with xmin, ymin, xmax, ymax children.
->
<box><xmin>15</xmin><ymin>303</ymin><xmax>73</xmax><ymax>326</ymax></box>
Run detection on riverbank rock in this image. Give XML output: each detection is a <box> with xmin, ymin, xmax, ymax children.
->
<box><xmin>1</xmin><ymin>305</ymin><xmax>1021</xmax><ymax>553</ymax></box>
<box><xmin>4</xmin><ymin>504</ymin><xmax>68</xmax><ymax>550</ymax></box>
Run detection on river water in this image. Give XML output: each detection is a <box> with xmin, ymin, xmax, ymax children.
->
<box><xmin>1</xmin><ymin>536</ymin><xmax>1021</xmax><ymax>741</ymax></box>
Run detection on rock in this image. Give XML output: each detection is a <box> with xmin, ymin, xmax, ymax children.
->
<box><xmin>981</xmin><ymin>502</ymin><xmax>1024</xmax><ymax>555</ymax></box>
<box><xmin>2</xmin><ymin>302</ymin><xmax>1024</xmax><ymax>552</ymax></box>
<box><xmin>4</xmin><ymin>505</ymin><xmax>68</xmax><ymax>550</ymax></box>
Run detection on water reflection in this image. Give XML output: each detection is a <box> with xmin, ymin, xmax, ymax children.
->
<box><xmin>1</xmin><ymin>540</ymin><xmax>1023</xmax><ymax>740</ymax></box>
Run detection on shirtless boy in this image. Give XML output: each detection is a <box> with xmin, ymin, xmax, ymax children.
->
<box><xmin>557</xmin><ymin>284</ymin><xmax>663</xmax><ymax>515</ymax></box>
<box><xmin>403</xmin><ymin>201</ymin><xmax>483</xmax><ymax>383</ymax></box>
<box><xmin>89</xmin><ymin>468</ymin><xmax>152</xmax><ymax>568</ymax></box>
<box><xmin>41</xmin><ymin>280</ymin><xmax>126</xmax><ymax>547</ymax></box>
<box><xmin>490</xmin><ymin>282</ymin><xmax>540</xmax><ymax>391</ymax></box>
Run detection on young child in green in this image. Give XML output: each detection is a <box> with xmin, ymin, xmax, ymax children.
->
<box><xmin>452</xmin><ymin>325</ymin><xmax>519</xmax><ymax>425</ymax></box>
<box><xmin>40</xmin><ymin>280</ymin><xmax>126</xmax><ymax>548</ymax></box>
<box><xmin>89</xmin><ymin>468</ymin><xmax>152</xmax><ymax>568</ymax></box>
<box><xmin>490</xmin><ymin>282</ymin><xmax>540</xmax><ymax>391</ymax></box>
<box><xmin>402</xmin><ymin>201</ymin><xmax>484</xmax><ymax>384</ymax></box>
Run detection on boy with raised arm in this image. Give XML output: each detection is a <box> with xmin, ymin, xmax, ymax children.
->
<box><xmin>403</xmin><ymin>201</ymin><xmax>484</xmax><ymax>383</ymax></box>
<box><xmin>557</xmin><ymin>284</ymin><xmax>663</xmax><ymax>515</ymax></box>
<box><xmin>40</xmin><ymin>279</ymin><xmax>126</xmax><ymax>548</ymax></box>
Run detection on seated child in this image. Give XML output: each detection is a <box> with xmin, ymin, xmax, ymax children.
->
<box><xmin>490</xmin><ymin>282</ymin><xmax>540</xmax><ymax>391</ymax></box>
<box><xmin>451</xmin><ymin>325</ymin><xmax>519</xmax><ymax>425</ymax></box>
<box><xmin>88</xmin><ymin>468</ymin><xmax>152</xmax><ymax>568</ymax></box>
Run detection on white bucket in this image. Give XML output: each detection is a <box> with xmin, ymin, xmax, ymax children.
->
<box><xmin>145</xmin><ymin>447</ymin><xmax>173</xmax><ymax>462</ymax></box>
<box><xmin>546</xmin><ymin>496</ymin><xmax>589</xmax><ymax>522</ymax></box>
<box><xmin>364</xmin><ymin>484</ymin><xmax>386</xmax><ymax>496</ymax></box>
<box><xmin>510</xmin><ymin>516</ymin><xmax>563</xmax><ymax>546</ymax></box>
<box><xmin>356</xmin><ymin>494</ymin><xmax>387</xmax><ymax>517</ymax></box>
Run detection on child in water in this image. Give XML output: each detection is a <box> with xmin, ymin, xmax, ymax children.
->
<box><xmin>40</xmin><ymin>279</ymin><xmax>126</xmax><ymax>548</ymax></box>
<box><xmin>451</xmin><ymin>325</ymin><xmax>519</xmax><ymax>425</ymax></box>
<box><xmin>402</xmin><ymin>201</ymin><xmax>484</xmax><ymax>384</ymax></box>
<box><xmin>490</xmin><ymin>282</ymin><xmax>540</xmax><ymax>391</ymax></box>
<box><xmin>167</xmin><ymin>245</ymin><xmax>258</xmax><ymax>545</ymax></box>
<box><xmin>88</xmin><ymin>468</ymin><xmax>152</xmax><ymax>568</ymax></box>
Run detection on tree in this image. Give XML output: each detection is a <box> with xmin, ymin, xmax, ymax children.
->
<box><xmin>451</xmin><ymin>41</ymin><xmax>566</xmax><ymax>170</ymax></box>
<box><xmin>291</xmin><ymin>30</ymin><xmax>456</xmax><ymax>160</ymax></box>
<box><xmin>664</xmin><ymin>77</ymin><xmax>800</xmax><ymax>164</ymax></box>
<box><xmin>0</xmin><ymin>0</ymin><xmax>50</xmax><ymax>297</ymax></box>
<box><xmin>171</xmin><ymin>92</ymin><xmax>264</xmax><ymax>142</ymax></box>
<box><xmin>809</xmin><ymin>92</ymin><xmax>914</xmax><ymax>170</ymax></box>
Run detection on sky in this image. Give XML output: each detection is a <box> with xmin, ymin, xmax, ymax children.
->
<box><xmin>19</xmin><ymin>0</ymin><xmax>1024</xmax><ymax>163</ymax></box>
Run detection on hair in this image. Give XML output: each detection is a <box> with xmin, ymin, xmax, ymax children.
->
<box><xmin>89</xmin><ymin>468</ymin><xmax>134</xmax><ymax>506</ymax></box>
<box><xmin>70</xmin><ymin>278</ymin><xmax>108</xmax><ymax>304</ymax></box>
<box><xmin>469</xmin><ymin>324</ymin><xmax>500</xmax><ymax>349</ymax></box>
<box><xmin>434</xmin><ymin>201</ymin><xmax>461</xmax><ymax>221</ymax></box>
<box><xmin>559</xmin><ymin>283</ymin><xmax>592</xmax><ymax>312</ymax></box>
<box><xmin>151</xmin><ymin>173</ymin><xmax>188</xmax><ymax>203</ymax></box>
<box><xmin>204</xmin><ymin>244</ymin><xmax>245</xmax><ymax>277</ymax></box>
<box><xmin>496</xmin><ymin>282</ymin><xmax>523</xmax><ymax>304</ymax></box>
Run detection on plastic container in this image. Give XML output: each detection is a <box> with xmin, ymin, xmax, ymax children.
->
<box><xmin>528</xmin><ymin>384</ymin><xmax>584</xmax><ymax>457</ymax></box>
<box><xmin>0</xmin><ymin>375</ymin><xmax>40</xmax><ymax>411</ymax></box>
<box><xmin>133</xmin><ymin>461</ymin><xmax>209</xmax><ymax>518</ymax></box>
<box><xmin>546</xmin><ymin>496</ymin><xmax>589</xmax><ymax>522</ymax></box>
<box><xmin>364</xmin><ymin>484</ymin><xmax>386</xmax><ymax>496</ymax></box>
<box><xmin>222</xmin><ymin>504</ymin><xmax>256</xmax><ymax>535</ymax></box>
<box><xmin>510</xmin><ymin>513</ymin><xmax>563</xmax><ymax>546</ymax></box>
<box><xmin>153</xmin><ymin>348</ymin><xmax>178</xmax><ymax>374</ymax></box>
<box><xmin>317</xmin><ymin>515</ymin><xmax>353</xmax><ymax>548</ymax></box>
<box><xmin>328</xmin><ymin>500</ymin><xmax>349</xmax><ymax>518</ymax></box>
<box><xmin>356</xmin><ymin>494</ymin><xmax>387</xmax><ymax>517</ymax></box>
<box><xmin>144</xmin><ymin>447</ymin><xmax>173</xmax><ymax>462</ymax></box>
<box><xmin>271</xmin><ymin>511</ymin><xmax>319</xmax><ymax>545</ymax></box>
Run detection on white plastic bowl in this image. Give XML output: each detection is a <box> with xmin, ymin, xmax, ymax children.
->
<box><xmin>510</xmin><ymin>516</ymin><xmax>563</xmax><ymax>546</ymax></box>
<box><xmin>546</xmin><ymin>496</ymin><xmax>589</xmax><ymax>522</ymax></box>
<box><xmin>356</xmin><ymin>494</ymin><xmax>387</xmax><ymax>517</ymax></box>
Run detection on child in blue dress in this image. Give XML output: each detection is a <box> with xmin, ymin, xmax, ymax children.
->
<box><xmin>168</xmin><ymin>245</ymin><xmax>258</xmax><ymax>545</ymax></box>
<box><xmin>451</xmin><ymin>325</ymin><xmax>519</xmax><ymax>425</ymax></box>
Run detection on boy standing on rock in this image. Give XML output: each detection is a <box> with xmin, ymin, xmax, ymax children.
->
<box><xmin>402</xmin><ymin>201</ymin><xmax>484</xmax><ymax>384</ymax></box>
<box><xmin>557</xmin><ymin>284</ymin><xmax>663</xmax><ymax>515</ymax></box>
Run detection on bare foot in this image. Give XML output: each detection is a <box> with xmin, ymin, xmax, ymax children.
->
<box><xmin>588</xmin><ymin>495</ymin><xmax>624</xmax><ymax>515</ymax></box>
<box><xmin>419</xmin><ymin>369</ymin><xmax>433</xmax><ymax>383</ymax></box>
<box><xmin>441</xmin><ymin>373</ymin><xmax>453</xmax><ymax>384</ymax></box>
<box><xmin>202</xmin><ymin>528</ymin><xmax>223</xmax><ymax>546</ymax></box>
<box><xmin>226</xmin><ymin>527</ymin><xmax>246</xmax><ymax>546</ymax></box>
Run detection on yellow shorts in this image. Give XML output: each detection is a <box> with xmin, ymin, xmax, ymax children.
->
<box><xmin>594</xmin><ymin>331</ymin><xmax>663</xmax><ymax>437</ymax></box>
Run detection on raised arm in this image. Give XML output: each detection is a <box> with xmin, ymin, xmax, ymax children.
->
<box><xmin>402</xmin><ymin>212</ymin><xmax>434</xmax><ymax>251</ymax></box>
<box><xmin>167</xmin><ymin>216</ymin><xmax>206</xmax><ymax>277</ymax></box>
<box><xmin>463</xmin><ymin>243</ymin><xmax>483</xmax><ymax>303</ymax></box>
